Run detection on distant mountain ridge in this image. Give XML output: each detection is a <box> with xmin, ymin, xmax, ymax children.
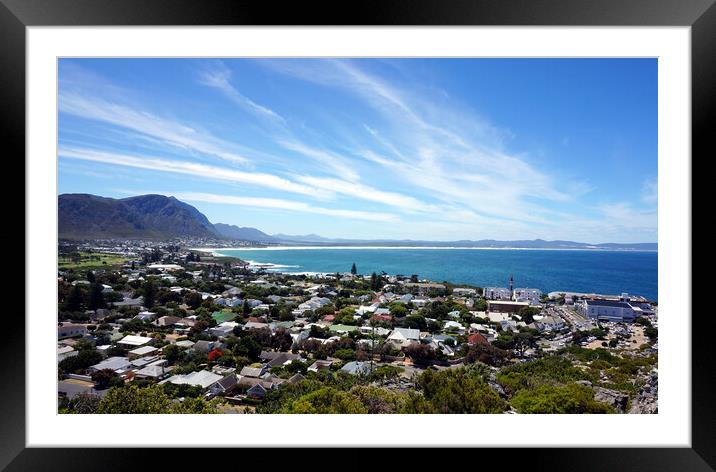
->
<box><xmin>269</xmin><ymin>234</ymin><xmax>657</xmax><ymax>250</ymax></box>
<box><xmin>58</xmin><ymin>193</ymin><xmax>656</xmax><ymax>250</ymax></box>
<box><xmin>59</xmin><ymin>194</ymin><xmax>219</xmax><ymax>240</ymax></box>
<box><xmin>214</xmin><ymin>223</ymin><xmax>277</xmax><ymax>243</ymax></box>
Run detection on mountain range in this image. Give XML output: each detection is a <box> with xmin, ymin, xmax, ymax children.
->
<box><xmin>58</xmin><ymin>193</ymin><xmax>657</xmax><ymax>250</ymax></box>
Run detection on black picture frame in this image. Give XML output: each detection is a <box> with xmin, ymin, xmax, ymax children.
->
<box><xmin>2</xmin><ymin>0</ymin><xmax>711</xmax><ymax>468</ymax></box>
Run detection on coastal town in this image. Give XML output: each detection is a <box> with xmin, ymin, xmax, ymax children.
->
<box><xmin>57</xmin><ymin>239</ymin><xmax>658</xmax><ymax>414</ymax></box>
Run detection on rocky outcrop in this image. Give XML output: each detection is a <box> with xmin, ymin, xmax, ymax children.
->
<box><xmin>593</xmin><ymin>387</ymin><xmax>630</xmax><ymax>413</ymax></box>
<box><xmin>628</xmin><ymin>369</ymin><xmax>658</xmax><ymax>414</ymax></box>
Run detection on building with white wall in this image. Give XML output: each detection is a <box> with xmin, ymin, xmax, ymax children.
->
<box><xmin>483</xmin><ymin>287</ymin><xmax>512</xmax><ymax>300</ymax></box>
<box><xmin>575</xmin><ymin>299</ymin><xmax>637</xmax><ymax>322</ymax></box>
<box><xmin>513</xmin><ymin>288</ymin><xmax>543</xmax><ymax>302</ymax></box>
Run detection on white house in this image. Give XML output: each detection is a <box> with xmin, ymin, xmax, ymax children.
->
<box><xmin>387</xmin><ymin>328</ymin><xmax>420</xmax><ymax>347</ymax></box>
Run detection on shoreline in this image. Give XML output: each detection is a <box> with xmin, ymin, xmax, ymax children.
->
<box><xmin>191</xmin><ymin>246</ymin><xmax>658</xmax><ymax>254</ymax></box>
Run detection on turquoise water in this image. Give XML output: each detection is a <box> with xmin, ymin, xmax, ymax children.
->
<box><xmin>215</xmin><ymin>248</ymin><xmax>658</xmax><ymax>301</ymax></box>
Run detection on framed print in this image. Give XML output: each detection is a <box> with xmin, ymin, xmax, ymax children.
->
<box><xmin>2</xmin><ymin>0</ymin><xmax>712</xmax><ymax>468</ymax></box>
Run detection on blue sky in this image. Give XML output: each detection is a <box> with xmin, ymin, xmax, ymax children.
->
<box><xmin>58</xmin><ymin>58</ymin><xmax>657</xmax><ymax>242</ymax></box>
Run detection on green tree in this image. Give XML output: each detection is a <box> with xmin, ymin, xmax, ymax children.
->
<box><xmin>351</xmin><ymin>263</ymin><xmax>357</xmax><ymax>275</ymax></box>
<box><xmin>88</xmin><ymin>283</ymin><xmax>106</xmax><ymax>310</ymax></box>
<box><xmin>404</xmin><ymin>314</ymin><xmax>427</xmax><ymax>330</ymax></box>
<box><xmin>59</xmin><ymin>349</ymin><xmax>103</xmax><ymax>374</ymax></box>
<box><xmin>90</xmin><ymin>369</ymin><xmax>118</xmax><ymax>389</ymax></box>
<box><xmin>66</xmin><ymin>285</ymin><xmax>85</xmax><ymax>312</ymax></box>
<box><xmin>163</xmin><ymin>344</ymin><xmax>185</xmax><ymax>363</ymax></box>
<box><xmin>183</xmin><ymin>291</ymin><xmax>203</xmax><ymax>310</ymax></box>
<box><xmin>143</xmin><ymin>280</ymin><xmax>157</xmax><ymax>309</ymax></box>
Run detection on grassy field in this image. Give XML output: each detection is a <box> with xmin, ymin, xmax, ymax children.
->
<box><xmin>58</xmin><ymin>251</ymin><xmax>129</xmax><ymax>270</ymax></box>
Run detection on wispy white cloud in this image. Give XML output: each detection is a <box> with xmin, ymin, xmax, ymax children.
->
<box><xmin>641</xmin><ymin>177</ymin><xmax>658</xmax><ymax>205</ymax></box>
<box><xmin>59</xmin><ymin>148</ymin><xmax>325</xmax><ymax>197</ymax></box>
<box><xmin>278</xmin><ymin>140</ymin><xmax>361</xmax><ymax>182</ymax></box>
<box><xmin>172</xmin><ymin>191</ymin><xmax>399</xmax><ymax>223</ymax></box>
<box><xmin>263</xmin><ymin>59</ymin><xmax>581</xmax><ymax>226</ymax></box>
<box><xmin>59</xmin><ymin>90</ymin><xmax>250</xmax><ymax>165</ymax></box>
<box><xmin>294</xmin><ymin>175</ymin><xmax>435</xmax><ymax>214</ymax></box>
<box><xmin>198</xmin><ymin>61</ymin><xmax>285</xmax><ymax>123</ymax></box>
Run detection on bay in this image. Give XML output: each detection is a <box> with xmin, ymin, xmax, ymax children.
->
<box><xmin>213</xmin><ymin>247</ymin><xmax>658</xmax><ymax>301</ymax></box>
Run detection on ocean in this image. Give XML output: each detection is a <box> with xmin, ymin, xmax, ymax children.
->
<box><xmin>212</xmin><ymin>247</ymin><xmax>658</xmax><ymax>301</ymax></box>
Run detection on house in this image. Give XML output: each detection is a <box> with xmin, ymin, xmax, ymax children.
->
<box><xmin>467</xmin><ymin>332</ymin><xmax>489</xmax><ymax>346</ymax></box>
<box><xmin>193</xmin><ymin>340</ymin><xmax>220</xmax><ymax>353</ymax></box>
<box><xmin>134</xmin><ymin>363</ymin><xmax>170</xmax><ymax>380</ymax></box>
<box><xmin>371</xmin><ymin>313</ymin><xmax>392</xmax><ymax>323</ymax></box>
<box><xmin>239</xmin><ymin>365</ymin><xmax>268</xmax><ymax>378</ymax></box>
<box><xmin>206</xmin><ymin>374</ymin><xmax>239</xmax><ymax>398</ymax></box>
<box><xmin>259</xmin><ymin>351</ymin><xmax>303</xmax><ymax>368</ymax></box>
<box><xmin>111</xmin><ymin>296</ymin><xmax>144</xmax><ymax>308</ymax></box>
<box><xmin>307</xmin><ymin>359</ymin><xmax>333</xmax><ymax>372</ymax></box>
<box><xmin>117</xmin><ymin>335</ymin><xmax>153</xmax><ymax>347</ymax></box>
<box><xmin>128</xmin><ymin>345</ymin><xmax>159</xmax><ymax>359</ymax></box>
<box><xmin>287</xmin><ymin>373</ymin><xmax>305</xmax><ymax>384</ymax></box>
<box><xmin>156</xmin><ymin>315</ymin><xmax>182</xmax><ymax>327</ymax></box>
<box><xmin>443</xmin><ymin>320</ymin><xmax>465</xmax><ymax>333</ymax></box>
<box><xmin>341</xmin><ymin>361</ymin><xmax>372</xmax><ymax>376</ymax></box>
<box><xmin>58</xmin><ymin>380</ymin><xmax>107</xmax><ymax>400</ymax></box>
<box><xmin>298</xmin><ymin>296</ymin><xmax>332</xmax><ymax>313</ymax></box>
<box><xmin>174</xmin><ymin>339</ymin><xmax>195</xmax><ymax>349</ymax></box>
<box><xmin>130</xmin><ymin>355</ymin><xmax>162</xmax><ymax>369</ymax></box>
<box><xmin>89</xmin><ymin>356</ymin><xmax>132</xmax><ymax>374</ymax></box>
<box><xmin>57</xmin><ymin>345</ymin><xmax>78</xmax><ymax>363</ymax></box>
<box><xmin>426</xmin><ymin>339</ymin><xmax>455</xmax><ymax>357</ymax></box>
<box><xmin>243</xmin><ymin>321</ymin><xmax>270</xmax><ymax>331</ymax></box>
<box><xmin>387</xmin><ymin>328</ymin><xmax>420</xmax><ymax>346</ymax></box>
<box><xmin>208</xmin><ymin>321</ymin><xmax>239</xmax><ymax>338</ymax></box>
<box><xmin>58</xmin><ymin>323</ymin><xmax>87</xmax><ymax>339</ymax></box>
<box><xmin>164</xmin><ymin>370</ymin><xmax>223</xmax><ymax>389</ymax></box>
<box><xmin>246</xmin><ymin>383</ymin><xmax>267</xmax><ymax>400</ymax></box>
<box><xmin>359</xmin><ymin>326</ymin><xmax>391</xmax><ymax>336</ymax></box>
<box><xmin>500</xmin><ymin>320</ymin><xmax>519</xmax><ymax>332</ymax></box>
<box><xmin>236</xmin><ymin>376</ymin><xmax>280</xmax><ymax>397</ymax></box>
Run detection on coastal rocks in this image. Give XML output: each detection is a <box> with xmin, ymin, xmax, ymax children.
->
<box><xmin>575</xmin><ymin>380</ymin><xmax>593</xmax><ymax>388</ymax></box>
<box><xmin>628</xmin><ymin>369</ymin><xmax>658</xmax><ymax>414</ymax></box>
<box><xmin>593</xmin><ymin>387</ymin><xmax>629</xmax><ymax>413</ymax></box>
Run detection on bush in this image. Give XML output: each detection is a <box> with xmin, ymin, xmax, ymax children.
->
<box><xmin>417</xmin><ymin>366</ymin><xmax>506</xmax><ymax>414</ymax></box>
<box><xmin>497</xmin><ymin>356</ymin><xmax>594</xmax><ymax>395</ymax></box>
<box><xmin>510</xmin><ymin>383</ymin><xmax>614</xmax><ymax>414</ymax></box>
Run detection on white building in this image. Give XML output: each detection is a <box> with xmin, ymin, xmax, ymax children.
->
<box><xmin>483</xmin><ymin>287</ymin><xmax>513</xmax><ymax>300</ymax></box>
<box><xmin>452</xmin><ymin>287</ymin><xmax>477</xmax><ymax>297</ymax></box>
<box><xmin>513</xmin><ymin>288</ymin><xmax>543</xmax><ymax>302</ymax></box>
<box><xmin>575</xmin><ymin>299</ymin><xmax>637</xmax><ymax>322</ymax></box>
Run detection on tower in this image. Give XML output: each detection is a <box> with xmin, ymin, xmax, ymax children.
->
<box><xmin>508</xmin><ymin>275</ymin><xmax>514</xmax><ymax>292</ymax></box>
